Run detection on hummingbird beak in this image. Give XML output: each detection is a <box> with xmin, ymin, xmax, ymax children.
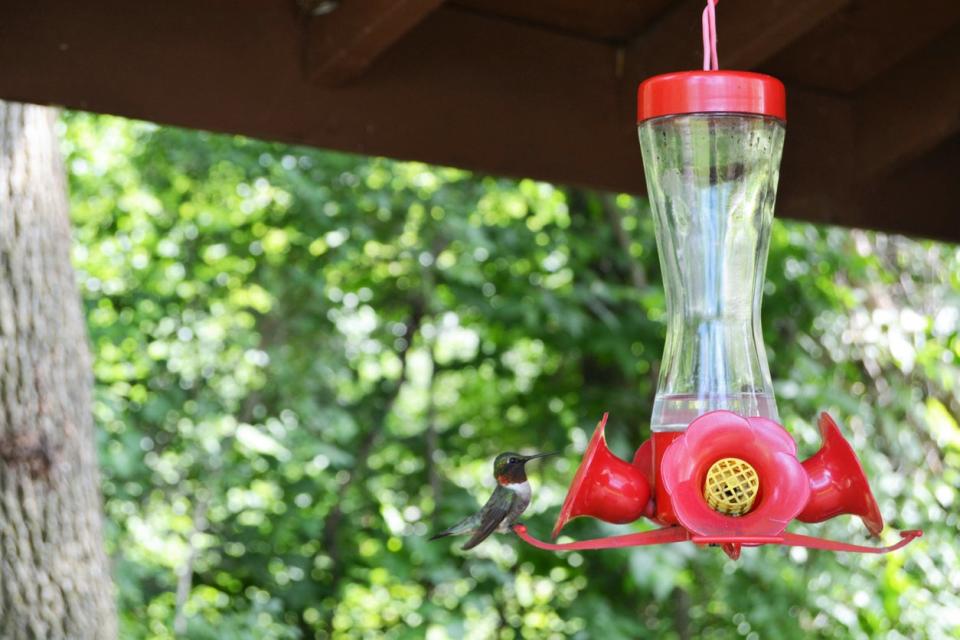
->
<box><xmin>523</xmin><ymin>452</ymin><xmax>559</xmax><ymax>462</ymax></box>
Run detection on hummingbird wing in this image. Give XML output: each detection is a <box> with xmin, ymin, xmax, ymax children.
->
<box><xmin>460</xmin><ymin>489</ymin><xmax>517</xmax><ymax>551</ymax></box>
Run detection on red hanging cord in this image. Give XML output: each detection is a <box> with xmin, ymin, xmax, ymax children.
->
<box><xmin>702</xmin><ymin>0</ymin><xmax>719</xmax><ymax>71</ymax></box>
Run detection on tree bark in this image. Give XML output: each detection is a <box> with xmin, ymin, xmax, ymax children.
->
<box><xmin>0</xmin><ymin>101</ymin><xmax>117</xmax><ymax>638</ymax></box>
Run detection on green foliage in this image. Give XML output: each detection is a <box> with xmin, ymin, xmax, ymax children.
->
<box><xmin>61</xmin><ymin>113</ymin><xmax>960</xmax><ymax>639</ymax></box>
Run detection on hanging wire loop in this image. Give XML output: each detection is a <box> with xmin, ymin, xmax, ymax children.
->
<box><xmin>702</xmin><ymin>0</ymin><xmax>719</xmax><ymax>70</ymax></box>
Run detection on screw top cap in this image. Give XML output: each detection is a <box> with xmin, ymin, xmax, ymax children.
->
<box><xmin>638</xmin><ymin>71</ymin><xmax>786</xmax><ymax>123</ymax></box>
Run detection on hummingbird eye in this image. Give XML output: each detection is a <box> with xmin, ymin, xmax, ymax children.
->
<box><xmin>509</xmin><ymin>457</ymin><xmax>518</xmax><ymax>464</ymax></box>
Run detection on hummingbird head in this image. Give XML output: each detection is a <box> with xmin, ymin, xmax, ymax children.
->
<box><xmin>493</xmin><ymin>451</ymin><xmax>556</xmax><ymax>485</ymax></box>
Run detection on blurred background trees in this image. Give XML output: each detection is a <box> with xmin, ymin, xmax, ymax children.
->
<box><xmin>62</xmin><ymin>112</ymin><xmax>959</xmax><ymax>639</ymax></box>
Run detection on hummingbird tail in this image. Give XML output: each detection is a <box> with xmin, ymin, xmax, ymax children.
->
<box><xmin>427</xmin><ymin>516</ymin><xmax>477</xmax><ymax>541</ymax></box>
<box><xmin>427</xmin><ymin>531</ymin><xmax>453</xmax><ymax>541</ymax></box>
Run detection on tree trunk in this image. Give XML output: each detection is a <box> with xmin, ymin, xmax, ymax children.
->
<box><xmin>0</xmin><ymin>101</ymin><xmax>117</xmax><ymax>638</ymax></box>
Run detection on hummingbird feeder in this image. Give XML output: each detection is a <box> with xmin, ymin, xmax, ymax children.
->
<box><xmin>514</xmin><ymin>0</ymin><xmax>921</xmax><ymax>558</ymax></box>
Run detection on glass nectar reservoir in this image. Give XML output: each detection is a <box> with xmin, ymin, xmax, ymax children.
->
<box><xmin>637</xmin><ymin>71</ymin><xmax>787</xmax><ymax>522</ymax></box>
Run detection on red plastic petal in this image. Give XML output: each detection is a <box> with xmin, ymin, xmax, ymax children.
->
<box><xmin>797</xmin><ymin>412</ymin><xmax>884</xmax><ymax>536</ymax></box>
<box><xmin>552</xmin><ymin>414</ymin><xmax>651</xmax><ymax>538</ymax></box>
<box><xmin>661</xmin><ymin>411</ymin><xmax>810</xmax><ymax>537</ymax></box>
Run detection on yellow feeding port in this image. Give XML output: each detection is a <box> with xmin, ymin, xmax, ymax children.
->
<box><xmin>704</xmin><ymin>458</ymin><xmax>759</xmax><ymax>516</ymax></box>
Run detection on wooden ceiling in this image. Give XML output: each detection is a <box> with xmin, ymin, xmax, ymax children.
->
<box><xmin>0</xmin><ymin>0</ymin><xmax>958</xmax><ymax>241</ymax></box>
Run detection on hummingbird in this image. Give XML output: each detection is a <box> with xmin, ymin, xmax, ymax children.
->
<box><xmin>429</xmin><ymin>451</ymin><xmax>555</xmax><ymax>550</ymax></box>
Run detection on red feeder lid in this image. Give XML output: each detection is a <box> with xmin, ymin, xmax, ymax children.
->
<box><xmin>637</xmin><ymin>71</ymin><xmax>786</xmax><ymax>123</ymax></box>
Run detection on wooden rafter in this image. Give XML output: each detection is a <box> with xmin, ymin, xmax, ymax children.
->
<box><xmin>860</xmin><ymin>135</ymin><xmax>960</xmax><ymax>242</ymax></box>
<box><xmin>855</xmin><ymin>25</ymin><xmax>960</xmax><ymax>178</ymax></box>
<box><xmin>626</xmin><ymin>0</ymin><xmax>850</xmax><ymax>78</ymax></box>
<box><xmin>0</xmin><ymin>0</ymin><xmax>955</xmax><ymax>241</ymax></box>
<box><xmin>763</xmin><ymin>0</ymin><xmax>960</xmax><ymax>93</ymax></box>
<box><xmin>305</xmin><ymin>0</ymin><xmax>445</xmax><ymax>85</ymax></box>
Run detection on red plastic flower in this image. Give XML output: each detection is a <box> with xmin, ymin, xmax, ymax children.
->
<box><xmin>661</xmin><ymin>410</ymin><xmax>810</xmax><ymax>537</ymax></box>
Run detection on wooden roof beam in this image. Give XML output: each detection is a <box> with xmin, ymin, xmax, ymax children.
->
<box><xmin>859</xmin><ymin>135</ymin><xmax>960</xmax><ymax>243</ymax></box>
<box><xmin>0</xmin><ymin>1</ymin><xmax>953</xmax><ymax>241</ymax></box>
<box><xmin>856</xmin><ymin>25</ymin><xmax>960</xmax><ymax>179</ymax></box>
<box><xmin>304</xmin><ymin>0</ymin><xmax>444</xmax><ymax>85</ymax></box>
<box><xmin>778</xmin><ymin>90</ymin><xmax>855</xmax><ymax>217</ymax></box>
<box><xmin>762</xmin><ymin>0</ymin><xmax>960</xmax><ymax>93</ymax></box>
<box><xmin>626</xmin><ymin>0</ymin><xmax>850</xmax><ymax>79</ymax></box>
